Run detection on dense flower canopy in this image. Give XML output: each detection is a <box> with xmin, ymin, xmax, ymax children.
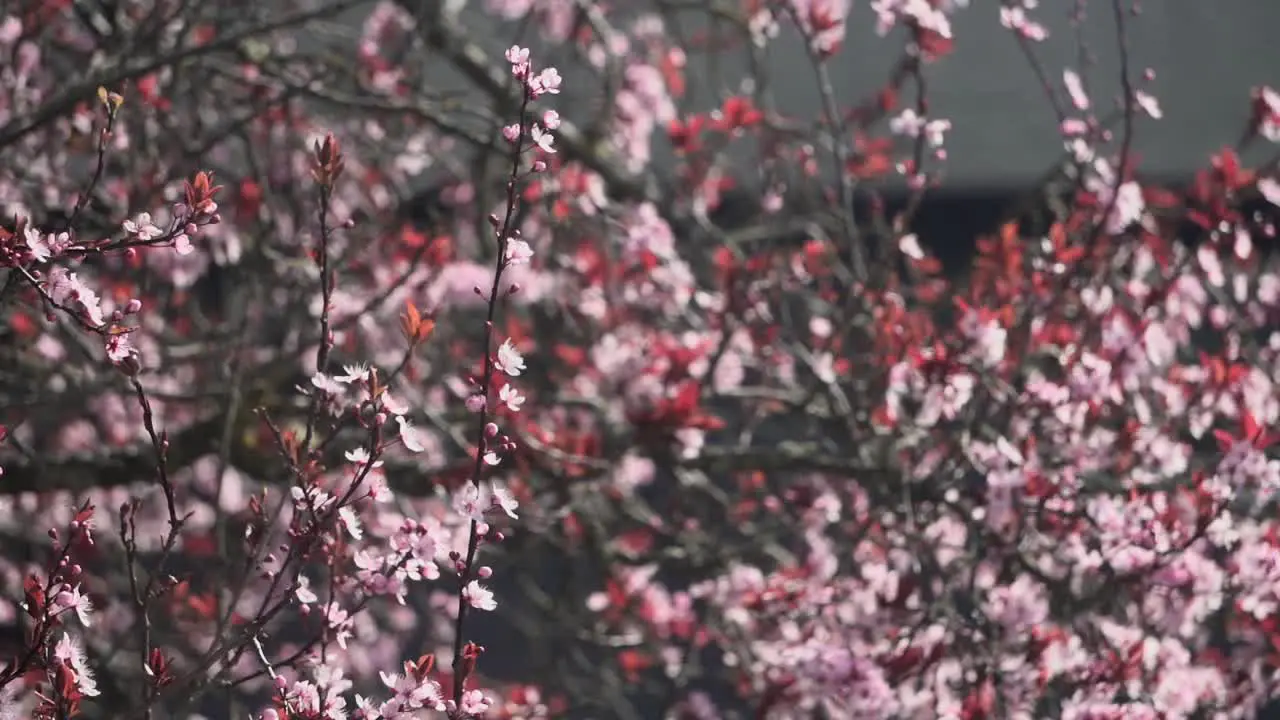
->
<box><xmin>1</xmin><ymin>0</ymin><xmax>1280</xmax><ymax>718</ymax></box>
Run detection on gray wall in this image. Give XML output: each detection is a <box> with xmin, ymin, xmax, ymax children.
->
<box><xmin>461</xmin><ymin>1</ymin><xmax>1280</xmax><ymax>190</ymax></box>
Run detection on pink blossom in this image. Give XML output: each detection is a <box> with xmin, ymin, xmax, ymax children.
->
<box><xmin>123</xmin><ymin>212</ymin><xmax>163</xmax><ymax>241</ymax></box>
<box><xmin>104</xmin><ymin>331</ymin><xmax>137</xmax><ymax>366</ymax></box>
<box><xmin>379</xmin><ymin>667</ymin><xmax>445</xmax><ymax>713</ymax></box>
<box><xmin>295</xmin><ymin>576</ymin><xmax>319</xmax><ymax>604</ymax></box>
<box><xmin>463</xmin><ymin>580</ymin><xmax>497</xmax><ymax>611</ymax></box>
<box><xmin>1000</xmin><ymin>4</ymin><xmax>1048</xmax><ymax>40</ymax></box>
<box><xmin>396</xmin><ymin>416</ymin><xmax>431</xmax><ymax>453</ymax></box>
<box><xmin>1255</xmin><ymin>85</ymin><xmax>1280</xmax><ymax>141</ymax></box>
<box><xmin>495</xmin><ymin>338</ymin><xmax>526</xmax><ymax>376</ymax></box>
<box><xmin>490</xmin><ymin>482</ymin><xmax>519</xmax><ymax>518</ymax></box>
<box><xmin>530</xmin><ymin>125</ymin><xmax>556</xmax><ymax>153</ymax></box>
<box><xmin>54</xmin><ymin>633</ymin><xmax>99</xmax><ymax>697</ymax></box>
<box><xmin>23</xmin><ymin>226</ymin><xmax>51</xmax><ymax>262</ymax></box>
<box><xmin>1258</xmin><ymin>176</ymin><xmax>1280</xmax><ymax>205</ymax></box>
<box><xmin>529</xmin><ymin>67</ymin><xmax>562</xmax><ymax>96</ymax></box>
<box><xmin>459</xmin><ymin>688</ymin><xmax>492</xmax><ymax>714</ymax></box>
<box><xmin>504</xmin><ymin>237</ymin><xmax>534</xmax><ymax>265</ymax></box>
<box><xmin>504</xmin><ymin>44</ymin><xmax>529</xmax><ymax>68</ymax></box>
<box><xmin>499</xmin><ymin>382</ymin><xmax>525</xmax><ymax>412</ymax></box>
<box><xmin>452</xmin><ymin>482</ymin><xmax>485</xmax><ymax>521</ymax></box>
<box><xmin>1135</xmin><ymin>90</ymin><xmax>1162</xmax><ymax>119</ymax></box>
<box><xmin>54</xmin><ymin>584</ymin><xmax>94</xmax><ymax>626</ymax></box>
<box><xmin>325</xmin><ymin>604</ymin><xmax>355</xmax><ymax>649</ymax></box>
<box><xmin>1064</xmin><ymin>68</ymin><xmax>1090</xmax><ymax>110</ymax></box>
<box><xmin>0</xmin><ymin>16</ymin><xmax>21</xmax><ymax>46</ymax></box>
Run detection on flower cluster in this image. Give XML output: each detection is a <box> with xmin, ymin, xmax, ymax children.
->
<box><xmin>5</xmin><ymin>2</ymin><xmax>1280</xmax><ymax>719</ymax></box>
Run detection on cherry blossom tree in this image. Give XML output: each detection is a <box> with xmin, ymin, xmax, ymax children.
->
<box><xmin>2</xmin><ymin>0</ymin><xmax>1280</xmax><ymax>718</ymax></box>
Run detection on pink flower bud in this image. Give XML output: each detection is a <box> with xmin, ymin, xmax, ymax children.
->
<box><xmin>126</xmin><ymin>299</ymin><xmax>143</xmax><ymax>313</ymax></box>
<box><xmin>533</xmin><ymin>160</ymin><xmax>547</xmax><ymax>173</ymax></box>
<box><xmin>485</xmin><ymin>423</ymin><xmax>499</xmax><ymax>438</ymax></box>
<box><xmin>478</xmin><ymin>566</ymin><xmax>493</xmax><ymax>578</ymax></box>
